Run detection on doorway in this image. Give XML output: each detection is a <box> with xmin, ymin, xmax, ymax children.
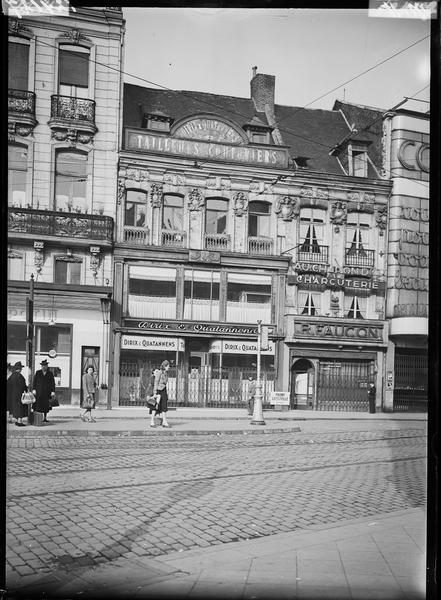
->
<box><xmin>291</xmin><ymin>359</ymin><xmax>315</xmax><ymax>409</ymax></box>
<box><xmin>81</xmin><ymin>346</ymin><xmax>100</xmax><ymax>404</ymax></box>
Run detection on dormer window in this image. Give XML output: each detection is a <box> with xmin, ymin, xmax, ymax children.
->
<box><xmin>243</xmin><ymin>116</ymin><xmax>273</xmax><ymax>145</ymax></box>
<box><xmin>349</xmin><ymin>145</ymin><xmax>368</xmax><ymax>177</ymax></box>
<box><xmin>142</xmin><ymin>113</ymin><xmax>173</xmax><ymax>132</ymax></box>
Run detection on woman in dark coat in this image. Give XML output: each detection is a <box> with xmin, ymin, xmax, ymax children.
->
<box><xmin>7</xmin><ymin>361</ymin><xmax>28</xmax><ymax>427</ymax></box>
<box><xmin>81</xmin><ymin>365</ymin><xmax>97</xmax><ymax>422</ymax></box>
<box><xmin>32</xmin><ymin>359</ymin><xmax>56</xmax><ymax>422</ymax></box>
<box><xmin>150</xmin><ymin>360</ymin><xmax>170</xmax><ymax>428</ymax></box>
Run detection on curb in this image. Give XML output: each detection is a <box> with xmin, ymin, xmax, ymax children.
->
<box><xmin>7</xmin><ymin>426</ymin><xmax>303</xmax><ymax>437</ymax></box>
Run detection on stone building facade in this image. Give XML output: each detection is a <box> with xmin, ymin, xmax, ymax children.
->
<box><xmin>7</xmin><ymin>7</ymin><xmax>124</xmax><ymax>404</ymax></box>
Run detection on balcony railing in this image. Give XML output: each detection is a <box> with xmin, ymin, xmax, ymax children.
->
<box><xmin>124</xmin><ymin>226</ymin><xmax>150</xmax><ymax>245</ymax></box>
<box><xmin>345</xmin><ymin>247</ymin><xmax>375</xmax><ymax>267</ymax></box>
<box><xmin>50</xmin><ymin>95</ymin><xmax>96</xmax><ymax>124</ymax></box>
<box><xmin>297</xmin><ymin>244</ymin><xmax>329</xmax><ymax>264</ymax></box>
<box><xmin>184</xmin><ymin>298</ymin><xmax>220</xmax><ymax>321</ymax></box>
<box><xmin>128</xmin><ymin>295</ymin><xmax>176</xmax><ymax>319</ymax></box>
<box><xmin>8</xmin><ymin>208</ymin><xmax>113</xmax><ymax>242</ymax></box>
<box><xmin>248</xmin><ymin>236</ymin><xmax>273</xmax><ymax>255</ymax></box>
<box><xmin>8</xmin><ymin>89</ymin><xmax>36</xmax><ymax>116</ymax></box>
<box><xmin>162</xmin><ymin>230</ymin><xmax>187</xmax><ymax>248</ymax></box>
<box><xmin>204</xmin><ymin>233</ymin><xmax>230</xmax><ymax>251</ymax></box>
<box><xmin>226</xmin><ymin>302</ymin><xmax>272</xmax><ymax>324</ymax></box>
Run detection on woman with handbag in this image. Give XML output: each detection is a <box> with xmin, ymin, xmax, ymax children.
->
<box><xmin>7</xmin><ymin>361</ymin><xmax>29</xmax><ymax>427</ymax></box>
<box><xmin>81</xmin><ymin>365</ymin><xmax>97</xmax><ymax>422</ymax></box>
<box><xmin>150</xmin><ymin>360</ymin><xmax>170</xmax><ymax>428</ymax></box>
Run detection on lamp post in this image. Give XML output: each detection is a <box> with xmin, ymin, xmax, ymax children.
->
<box><xmin>100</xmin><ymin>294</ymin><xmax>111</xmax><ymax>410</ymax></box>
<box><xmin>251</xmin><ymin>320</ymin><xmax>265</xmax><ymax>425</ymax></box>
<box><xmin>26</xmin><ymin>274</ymin><xmax>35</xmax><ymax>423</ymax></box>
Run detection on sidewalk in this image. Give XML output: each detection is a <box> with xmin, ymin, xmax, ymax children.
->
<box><xmin>7</xmin><ymin>406</ymin><xmax>426</xmax><ymax>437</ymax></box>
<box><xmin>8</xmin><ymin>508</ymin><xmax>426</xmax><ymax>599</ymax></box>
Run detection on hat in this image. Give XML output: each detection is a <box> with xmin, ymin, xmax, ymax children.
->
<box><xmin>40</xmin><ymin>359</ymin><xmax>49</xmax><ymax>366</ymax></box>
<box><xmin>13</xmin><ymin>361</ymin><xmax>23</xmax><ymax>370</ymax></box>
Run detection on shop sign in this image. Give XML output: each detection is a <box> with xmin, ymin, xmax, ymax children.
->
<box><xmin>121</xmin><ymin>335</ymin><xmax>185</xmax><ymax>352</ymax></box>
<box><xmin>209</xmin><ymin>339</ymin><xmax>275</xmax><ymax>355</ymax></box>
<box><xmin>398</xmin><ymin>140</ymin><xmax>429</xmax><ymax>173</ymax></box>
<box><xmin>288</xmin><ymin>274</ymin><xmax>381</xmax><ymax>290</ymax></box>
<box><xmin>270</xmin><ymin>392</ymin><xmax>290</xmax><ymax>405</ymax></box>
<box><xmin>8</xmin><ymin>308</ymin><xmax>58</xmax><ymax>321</ymax></box>
<box><xmin>125</xmin><ymin>129</ymin><xmax>288</xmax><ymax>168</ymax></box>
<box><xmin>125</xmin><ymin>319</ymin><xmax>258</xmax><ymax>336</ymax></box>
<box><xmin>293</xmin><ymin>262</ymin><xmax>374</xmax><ymax>277</ymax></box>
<box><xmin>387</xmin><ymin>371</ymin><xmax>394</xmax><ymax>390</ymax></box>
<box><xmin>294</xmin><ymin>320</ymin><xmax>383</xmax><ymax>341</ymax></box>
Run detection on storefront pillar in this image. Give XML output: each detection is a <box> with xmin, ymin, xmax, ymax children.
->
<box><xmin>384</xmin><ymin>339</ymin><xmax>395</xmax><ymax>412</ymax></box>
<box><xmin>111</xmin><ymin>330</ymin><xmax>121</xmax><ymax>408</ymax></box>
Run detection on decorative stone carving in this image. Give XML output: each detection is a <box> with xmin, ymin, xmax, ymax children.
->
<box><xmin>15</xmin><ymin>125</ymin><xmax>34</xmax><ymax>137</ymax></box>
<box><xmin>51</xmin><ymin>128</ymin><xmax>92</xmax><ymax>146</ymax></box>
<box><xmin>188</xmin><ymin>250</ymin><xmax>221</xmax><ymax>264</ymax></box>
<box><xmin>221</xmin><ymin>179</ymin><xmax>231</xmax><ymax>190</ymax></box>
<box><xmin>7</xmin><ymin>246</ymin><xmax>22</xmax><ymax>259</ymax></box>
<box><xmin>207</xmin><ymin>177</ymin><xmax>218</xmax><ymax>189</ymax></box>
<box><xmin>164</xmin><ymin>173</ymin><xmax>175</xmax><ymax>185</ymax></box>
<box><xmin>188</xmin><ymin>188</ymin><xmax>204</xmax><ymax>211</ymax></box>
<box><xmin>249</xmin><ymin>181</ymin><xmax>260</xmax><ymax>192</ymax></box>
<box><xmin>8</xmin><ymin>122</ymin><xmax>16</xmax><ymax>141</ymax></box>
<box><xmin>393</xmin><ymin>253</ymin><xmax>428</xmax><ymax>268</ymax></box>
<box><xmin>330</xmin><ymin>294</ymin><xmax>340</xmax><ymax>316</ymax></box>
<box><xmin>233</xmin><ymin>192</ymin><xmax>248</xmax><ymax>216</ymax></box>
<box><xmin>8</xmin><ymin>18</ymin><xmax>32</xmax><ymax>37</ymax></box>
<box><xmin>117</xmin><ymin>178</ymin><xmax>125</xmax><ymax>205</ymax></box>
<box><xmin>300</xmin><ymin>186</ymin><xmax>315</xmax><ymax>199</ymax></box>
<box><xmin>177</xmin><ymin>174</ymin><xmax>186</xmax><ymax>185</ymax></box>
<box><xmin>275</xmin><ymin>196</ymin><xmax>300</xmax><ymax>221</ymax></box>
<box><xmin>61</xmin><ymin>28</ymin><xmax>89</xmax><ymax>45</ymax></box>
<box><xmin>126</xmin><ymin>168</ymin><xmax>148</xmax><ymax>182</ymax></box>
<box><xmin>55</xmin><ymin>251</ymin><xmax>82</xmax><ymax>263</ymax></box>
<box><xmin>299</xmin><ymin>186</ymin><xmax>329</xmax><ymax>209</ymax></box>
<box><xmin>33</xmin><ymin>241</ymin><xmax>44</xmax><ymax>273</ymax></box>
<box><xmin>330</xmin><ymin>201</ymin><xmax>347</xmax><ymax>232</ymax></box>
<box><xmin>150</xmin><ymin>184</ymin><xmax>163</xmax><ymax>207</ymax></box>
<box><xmin>89</xmin><ymin>246</ymin><xmax>101</xmax><ymax>279</ymax></box>
<box><xmin>376</xmin><ymin>205</ymin><xmax>388</xmax><ymax>235</ymax></box>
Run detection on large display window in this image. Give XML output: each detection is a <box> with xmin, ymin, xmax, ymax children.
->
<box><xmin>128</xmin><ymin>265</ymin><xmax>177</xmax><ymax>319</ymax></box>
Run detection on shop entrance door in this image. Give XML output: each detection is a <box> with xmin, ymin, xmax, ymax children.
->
<box><xmin>80</xmin><ymin>346</ymin><xmax>100</xmax><ymax>404</ymax></box>
<box><xmin>188</xmin><ymin>351</ymin><xmax>209</xmax><ymax>406</ymax></box>
<box><xmin>291</xmin><ymin>359</ymin><xmax>315</xmax><ymax>409</ymax></box>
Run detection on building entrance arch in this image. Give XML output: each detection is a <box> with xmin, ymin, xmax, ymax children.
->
<box><xmin>291</xmin><ymin>358</ymin><xmax>315</xmax><ymax>409</ymax></box>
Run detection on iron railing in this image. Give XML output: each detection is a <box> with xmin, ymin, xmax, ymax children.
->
<box><xmin>161</xmin><ymin>230</ymin><xmax>187</xmax><ymax>247</ymax></box>
<box><xmin>393</xmin><ymin>350</ymin><xmax>427</xmax><ymax>412</ymax></box>
<box><xmin>50</xmin><ymin>95</ymin><xmax>96</xmax><ymax>124</ymax></box>
<box><xmin>345</xmin><ymin>247</ymin><xmax>375</xmax><ymax>267</ymax></box>
<box><xmin>8</xmin><ymin>208</ymin><xmax>113</xmax><ymax>242</ymax></box>
<box><xmin>123</xmin><ymin>225</ymin><xmax>150</xmax><ymax>245</ymax></box>
<box><xmin>8</xmin><ymin>89</ymin><xmax>36</xmax><ymax>116</ymax></box>
<box><xmin>204</xmin><ymin>233</ymin><xmax>230</xmax><ymax>251</ymax></box>
<box><xmin>315</xmin><ymin>360</ymin><xmax>372</xmax><ymax>412</ymax></box>
<box><xmin>248</xmin><ymin>236</ymin><xmax>273</xmax><ymax>255</ymax></box>
<box><xmin>297</xmin><ymin>244</ymin><xmax>329</xmax><ymax>264</ymax></box>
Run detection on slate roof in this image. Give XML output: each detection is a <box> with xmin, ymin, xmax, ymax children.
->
<box><xmin>123</xmin><ymin>83</ymin><xmax>382</xmax><ymax>176</ymax></box>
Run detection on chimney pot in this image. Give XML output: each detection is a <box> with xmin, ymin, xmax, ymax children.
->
<box><xmin>252</xmin><ymin>66</ymin><xmax>257</xmax><ymax>77</ymax></box>
<box><xmin>250</xmin><ymin>72</ymin><xmax>275</xmax><ymax>113</ymax></box>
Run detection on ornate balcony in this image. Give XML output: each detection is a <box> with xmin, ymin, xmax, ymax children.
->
<box><xmin>49</xmin><ymin>95</ymin><xmax>97</xmax><ymax>144</ymax></box>
<box><xmin>248</xmin><ymin>236</ymin><xmax>273</xmax><ymax>255</ymax></box>
<box><xmin>204</xmin><ymin>233</ymin><xmax>230</xmax><ymax>251</ymax></box>
<box><xmin>8</xmin><ymin>89</ymin><xmax>37</xmax><ymax>139</ymax></box>
<box><xmin>345</xmin><ymin>247</ymin><xmax>375</xmax><ymax>267</ymax></box>
<box><xmin>123</xmin><ymin>226</ymin><xmax>150</xmax><ymax>245</ymax></box>
<box><xmin>297</xmin><ymin>244</ymin><xmax>329</xmax><ymax>264</ymax></box>
<box><xmin>162</xmin><ymin>230</ymin><xmax>187</xmax><ymax>248</ymax></box>
<box><xmin>8</xmin><ymin>208</ymin><xmax>113</xmax><ymax>244</ymax></box>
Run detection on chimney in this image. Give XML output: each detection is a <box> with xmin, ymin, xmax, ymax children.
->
<box><xmin>250</xmin><ymin>68</ymin><xmax>275</xmax><ymax>113</ymax></box>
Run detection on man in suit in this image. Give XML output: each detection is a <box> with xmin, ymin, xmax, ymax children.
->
<box><xmin>32</xmin><ymin>359</ymin><xmax>56</xmax><ymax>422</ymax></box>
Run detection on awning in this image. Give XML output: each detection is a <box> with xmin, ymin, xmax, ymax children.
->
<box><xmin>209</xmin><ymin>339</ymin><xmax>275</xmax><ymax>355</ymax></box>
<box><xmin>121</xmin><ymin>335</ymin><xmax>185</xmax><ymax>352</ymax></box>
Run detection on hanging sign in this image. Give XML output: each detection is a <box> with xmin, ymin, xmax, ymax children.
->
<box><xmin>208</xmin><ymin>339</ymin><xmax>275</xmax><ymax>355</ymax></box>
<box><xmin>121</xmin><ymin>335</ymin><xmax>185</xmax><ymax>352</ymax></box>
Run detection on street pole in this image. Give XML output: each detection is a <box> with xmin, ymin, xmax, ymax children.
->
<box><xmin>26</xmin><ymin>274</ymin><xmax>35</xmax><ymax>423</ymax></box>
<box><xmin>251</xmin><ymin>320</ymin><xmax>265</xmax><ymax>425</ymax></box>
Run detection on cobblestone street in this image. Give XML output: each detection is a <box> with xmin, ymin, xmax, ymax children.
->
<box><xmin>6</xmin><ymin>419</ymin><xmax>427</xmax><ymax>597</ymax></box>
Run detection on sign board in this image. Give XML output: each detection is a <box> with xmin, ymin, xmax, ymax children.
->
<box><xmin>209</xmin><ymin>339</ymin><xmax>275</xmax><ymax>355</ymax></box>
<box><xmin>294</xmin><ymin>320</ymin><xmax>383</xmax><ymax>342</ymax></box>
<box><xmin>270</xmin><ymin>391</ymin><xmax>290</xmax><ymax>405</ymax></box>
<box><xmin>125</xmin><ymin>319</ymin><xmax>258</xmax><ymax>337</ymax></box>
<box><xmin>386</xmin><ymin>371</ymin><xmax>394</xmax><ymax>389</ymax></box>
<box><xmin>121</xmin><ymin>335</ymin><xmax>185</xmax><ymax>352</ymax></box>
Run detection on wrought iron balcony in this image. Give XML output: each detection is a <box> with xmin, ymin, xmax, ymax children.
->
<box><xmin>162</xmin><ymin>230</ymin><xmax>187</xmax><ymax>248</ymax></box>
<box><xmin>345</xmin><ymin>247</ymin><xmax>375</xmax><ymax>267</ymax></box>
<box><xmin>50</xmin><ymin>95</ymin><xmax>96</xmax><ymax>124</ymax></box>
<box><xmin>204</xmin><ymin>233</ymin><xmax>230</xmax><ymax>251</ymax></box>
<box><xmin>8</xmin><ymin>89</ymin><xmax>36</xmax><ymax>116</ymax></box>
<box><xmin>8</xmin><ymin>208</ymin><xmax>113</xmax><ymax>243</ymax></box>
<box><xmin>123</xmin><ymin>226</ymin><xmax>150</xmax><ymax>245</ymax></box>
<box><xmin>248</xmin><ymin>236</ymin><xmax>273</xmax><ymax>255</ymax></box>
<box><xmin>297</xmin><ymin>244</ymin><xmax>329</xmax><ymax>264</ymax></box>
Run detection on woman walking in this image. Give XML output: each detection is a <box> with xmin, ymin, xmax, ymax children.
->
<box><xmin>81</xmin><ymin>365</ymin><xmax>97</xmax><ymax>422</ymax></box>
<box><xmin>150</xmin><ymin>360</ymin><xmax>170</xmax><ymax>428</ymax></box>
<box><xmin>7</xmin><ymin>361</ymin><xmax>29</xmax><ymax>427</ymax></box>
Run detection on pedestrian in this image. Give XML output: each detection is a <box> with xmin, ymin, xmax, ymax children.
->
<box><xmin>81</xmin><ymin>365</ymin><xmax>97</xmax><ymax>422</ymax></box>
<box><xmin>247</xmin><ymin>375</ymin><xmax>256</xmax><ymax>416</ymax></box>
<box><xmin>32</xmin><ymin>359</ymin><xmax>56</xmax><ymax>422</ymax></box>
<box><xmin>368</xmin><ymin>382</ymin><xmax>376</xmax><ymax>414</ymax></box>
<box><xmin>7</xmin><ymin>361</ymin><xmax>28</xmax><ymax>427</ymax></box>
<box><xmin>7</xmin><ymin>363</ymin><xmax>14</xmax><ymax>423</ymax></box>
<box><xmin>150</xmin><ymin>360</ymin><xmax>170</xmax><ymax>428</ymax></box>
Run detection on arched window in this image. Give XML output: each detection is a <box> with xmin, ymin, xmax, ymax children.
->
<box><xmin>55</xmin><ymin>149</ymin><xmax>88</xmax><ymax>212</ymax></box>
<box><xmin>206</xmin><ymin>198</ymin><xmax>228</xmax><ymax>234</ymax></box>
<box><xmin>8</xmin><ymin>144</ymin><xmax>28</xmax><ymax>207</ymax></box>
<box><xmin>58</xmin><ymin>44</ymin><xmax>90</xmax><ymax>99</ymax></box>
<box><xmin>248</xmin><ymin>200</ymin><xmax>270</xmax><ymax>237</ymax></box>
<box><xmin>162</xmin><ymin>194</ymin><xmax>184</xmax><ymax>230</ymax></box>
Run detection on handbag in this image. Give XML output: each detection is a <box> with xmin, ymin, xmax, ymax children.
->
<box><xmin>21</xmin><ymin>391</ymin><xmax>35</xmax><ymax>405</ymax></box>
<box><xmin>82</xmin><ymin>395</ymin><xmax>94</xmax><ymax>409</ymax></box>
<box><xmin>146</xmin><ymin>394</ymin><xmax>160</xmax><ymax>409</ymax></box>
<box><xmin>50</xmin><ymin>396</ymin><xmax>60</xmax><ymax>407</ymax></box>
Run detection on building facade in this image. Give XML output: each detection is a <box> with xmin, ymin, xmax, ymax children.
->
<box><xmin>110</xmin><ymin>71</ymin><xmax>391</xmax><ymax>410</ymax></box>
<box><xmin>7</xmin><ymin>7</ymin><xmax>124</xmax><ymax>405</ymax></box>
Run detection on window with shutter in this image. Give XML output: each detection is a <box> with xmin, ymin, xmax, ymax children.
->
<box><xmin>58</xmin><ymin>45</ymin><xmax>89</xmax><ymax>98</ymax></box>
<box><xmin>8</xmin><ymin>42</ymin><xmax>29</xmax><ymax>91</ymax></box>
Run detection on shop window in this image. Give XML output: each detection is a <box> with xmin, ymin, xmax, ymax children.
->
<box><xmin>206</xmin><ymin>198</ymin><xmax>228</xmax><ymax>234</ymax></box>
<box><xmin>37</xmin><ymin>325</ymin><xmax>71</xmax><ymax>354</ymax></box>
<box><xmin>299</xmin><ymin>292</ymin><xmax>321</xmax><ymax>316</ymax></box>
<box><xmin>54</xmin><ymin>150</ymin><xmax>87</xmax><ymax>212</ymax></box>
<box><xmin>345</xmin><ymin>296</ymin><xmax>365</xmax><ymax>319</ymax></box>
<box><xmin>184</xmin><ymin>270</ymin><xmax>220</xmax><ymax>321</ymax></box>
<box><xmin>299</xmin><ymin>208</ymin><xmax>325</xmax><ymax>255</ymax></box>
<box><xmin>58</xmin><ymin>44</ymin><xmax>89</xmax><ymax>99</ymax></box>
<box><xmin>54</xmin><ymin>259</ymin><xmax>82</xmax><ymax>284</ymax></box>
<box><xmin>8</xmin><ymin>144</ymin><xmax>28</xmax><ymax>207</ymax></box>
<box><xmin>125</xmin><ymin>190</ymin><xmax>148</xmax><ymax>227</ymax></box>
<box><xmin>249</xmin><ymin>201</ymin><xmax>271</xmax><ymax>238</ymax></box>
<box><xmin>162</xmin><ymin>194</ymin><xmax>184</xmax><ymax>230</ymax></box>
<box><xmin>8</xmin><ymin>41</ymin><xmax>30</xmax><ymax>91</ymax></box>
<box><xmin>128</xmin><ymin>265</ymin><xmax>177</xmax><ymax>319</ymax></box>
<box><xmin>7</xmin><ymin>322</ymin><xmax>26</xmax><ymax>352</ymax></box>
<box><xmin>227</xmin><ymin>272</ymin><xmax>272</xmax><ymax>323</ymax></box>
